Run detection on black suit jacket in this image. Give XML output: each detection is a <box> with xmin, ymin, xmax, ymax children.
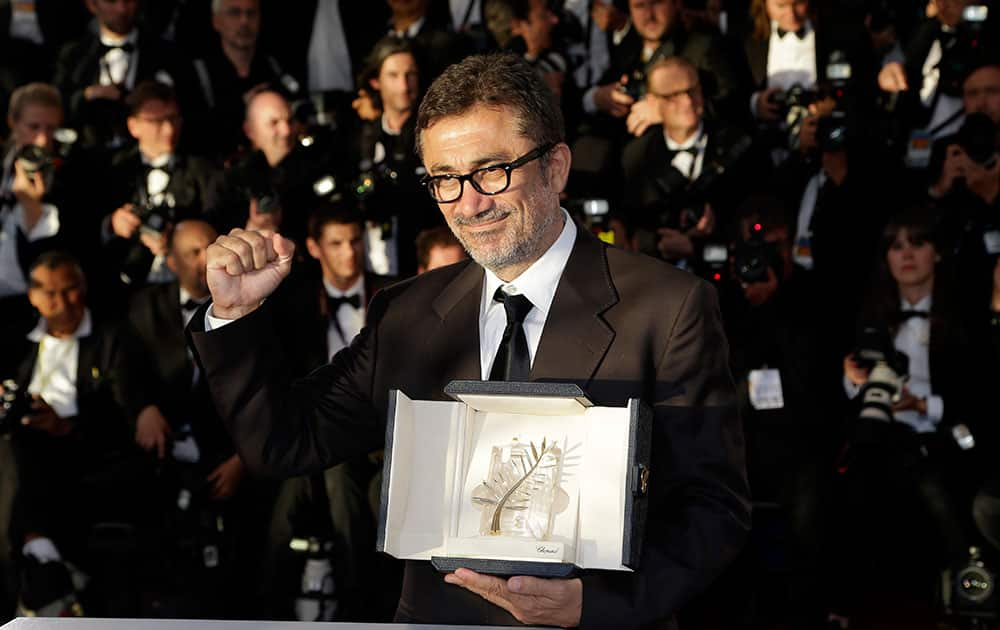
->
<box><xmin>1</xmin><ymin>317</ymin><xmax>147</xmax><ymax>537</ymax></box>
<box><xmin>189</xmin><ymin>225</ymin><xmax>751</xmax><ymax>627</ymax></box>
<box><xmin>127</xmin><ymin>281</ymin><xmax>233</xmax><ymax>468</ymax></box>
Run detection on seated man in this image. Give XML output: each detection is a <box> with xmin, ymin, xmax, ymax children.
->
<box><xmin>0</xmin><ymin>251</ymin><xmax>148</xmax><ymax>616</ymax></box>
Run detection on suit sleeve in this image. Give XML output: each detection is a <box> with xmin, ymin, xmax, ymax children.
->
<box><xmin>187</xmin><ymin>292</ymin><xmax>387</xmax><ymax>478</ymax></box>
<box><xmin>580</xmin><ymin>280</ymin><xmax>751</xmax><ymax>628</ymax></box>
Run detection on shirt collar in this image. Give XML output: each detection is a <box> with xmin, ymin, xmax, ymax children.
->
<box><xmin>389</xmin><ymin>16</ymin><xmax>425</xmax><ymax>39</ymax></box>
<box><xmin>27</xmin><ymin>308</ymin><xmax>93</xmax><ymax>342</ymax></box>
<box><xmin>483</xmin><ymin>209</ymin><xmax>576</xmax><ymax>322</ymax></box>
<box><xmin>664</xmin><ymin>122</ymin><xmax>706</xmax><ymax>151</ymax></box>
<box><xmin>770</xmin><ymin>19</ymin><xmax>812</xmax><ymax>39</ymax></box>
<box><xmin>142</xmin><ymin>152</ymin><xmax>174</xmax><ymax>169</ymax></box>
<box><xmin>324</xmin><ymin>275</ymin><xmax>365</xmax><ymax>299</ymax></box>
<box><xmin>99</xmin><ymin>29</ymin><xmax>138</xmax><ymax>48</ymax></box>
<box><xmin>900</xmin><ymin>293</ymin><xmax>932</xmax><ymax>313</ymax></box>
<box><xmin>179</xmin><ymin>287</ymin><xmax>209</xmax><ymax>308</ymax></box>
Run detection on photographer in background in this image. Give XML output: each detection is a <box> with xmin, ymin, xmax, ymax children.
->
<box><xmin>622</xmin><ymin>56</ymin><xmax>760</xmax><ymax>272</ymax></box>
<box><xmin>351</xmin><ymin>38</ymin><xmax>439</xmax><ymax>277</ymax></box>
<box><xmin>828</xmin><ymin>207</ymin><xmax>985</xmax><ymax>629</ymax></box>
<box><xmin>214</xmin><ymin>88</ymin><xmax>345</xmax><ymax>248</ymax></box>
<box><xmin>100</xmin><ymin>82</ymin><xmax>223</xmax><ymax>295</ymax></box>
<box><xmin>0</xmin><ymin>84</ymin><xmax>83</xmax><ymax>337</ymax></box>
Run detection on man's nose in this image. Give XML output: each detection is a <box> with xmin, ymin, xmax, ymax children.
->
<box><xmin>452</xmin><ymin>182</ymin><xmax>494</xmax><ymax>218</ymax></box>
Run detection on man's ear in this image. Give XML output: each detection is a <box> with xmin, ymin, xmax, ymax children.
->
<box><xmin>369</xmin><ymin>77</ymin><xmax>380</xmax><ymax>93</ymax></box>
<box><xmin>165</xmin><ymin>252</ymin><xmax>178</xmax><ymax>275</ymax></box>
<box><xmin>305</xmin><ymin>237</ymin><xmax>321</xmax><ymax>260</ymax></box>
<box><xmin>546</xmin><ymin>143</ymin><xmax>572</xmax><ymax>193</ymax></box>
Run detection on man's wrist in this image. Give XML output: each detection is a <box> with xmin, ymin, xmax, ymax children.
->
<box><xmin>211</xmin><ymin>302</ymin><xmax>260</xmax><ymax>321</ymax></box>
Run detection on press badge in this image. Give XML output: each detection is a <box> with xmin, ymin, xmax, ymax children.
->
<box><xmin>904</xmin><ymin>131</ymin><xmax>932</xmax><ymax>169</ymax></box>
<box><xmin>749</xmin><ymin>369</ymin><xmax>785</xmax><ymax>410</ymax></box>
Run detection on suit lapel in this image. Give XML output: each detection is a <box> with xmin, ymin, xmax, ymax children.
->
<box><xmin>158</xmin><ymin>283</ymin><xmax>190</xmax><ymax>383</ymax></box>
<box><xmin>432</xmin><ymin>261</ymin><xmax>485</xmax><ymax>384</ymax></box>
<box><xmin>530</xmin><ymin>229</ymin><xmax>617</xmax><ymax>387</ymax></box>
<box><xmin>75</xmin><ymin>331</ymin><xmax>99</xmax><ymax>402</ymax></box>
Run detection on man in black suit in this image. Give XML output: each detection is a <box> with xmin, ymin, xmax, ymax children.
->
<box><xmin>186</xmin><ymin>0</ymin><xmax>302</xmax><ymax>159</ymax></box>
<box><xmin>0</xmin><ymin>251</ymin><xmax>148</xmax><ymax>615</ymax></box>
<box><xmin>189</xmin><ymin>52</ymin><xmax>749</xmax><ymax>627</ymax></box>
<box><xmin>100</xmin><ymin>81</ymin><xmax>222</xmax><ymax>293</ymax></box>
<box><xmin>53</xmin><ymin>0</ymin><xmax>201</xmax><ymax>151</ymax></box>
<box><xmin>622</xmin><ymin>56</ymin><xmax>761</xmax><ymax>272</ymax></box>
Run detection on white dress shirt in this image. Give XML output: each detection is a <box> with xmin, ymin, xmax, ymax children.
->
<box><xmin>307</xmin><ymin>0</ymin><xmax>354</xmax><ymax>93</ymax></box>
<box><xmin>765</xmin><ymin>20</ymin><xmax>817</xmax><ymax>92</ymax></box>
<box><xmin>664</xmin><ymin>123</ymin><xmax>707</xmax><ymax>181</ymax></box>
<box><xmin>843</xmin><ymin>294</ymin><xmax>944</xmax><ymax>433</ymax></box>
<box><xmin>917</xmin><ymin>36</ymin><xmax>965</xmax><ymax>138</ymax></box>
<box><xmin>10</xmin><ymin>0</ymin><xmax>44</xmax><ymax>45</ymax></box>
<box><xmin>564</xmin><ymin>0</ymin><xmax>611</xmax><ymax>89</ymax></box>
<box><xmin>99</xmin><ymin>29</ymin><xmax>140</xmax><ymax>88</ymax></box>
<box><xmin>0</xmin><ymin>203</ymin><xmax>59</xmax><ymax>298</ymax></box>
<box><xmin>324</xmin><ymin>276</ymin><xmax>366</xmax><ymax>359</ymax></box>
<box><xmin>479</xmin><ymin>210</ymin><xmax>576</xmax><ymax>379</ymax></box>
<box><xmin>449</xmin><ymin>0</ymin><xmax>481</xmax><ymax>29</ymax></box>
<box><xmin>26</xmin><ymin>309</ymin><xmax>94</xmax><ymax>419</ymax></box>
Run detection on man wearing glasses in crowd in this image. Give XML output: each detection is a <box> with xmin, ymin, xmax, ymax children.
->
<box><xmin>188</xmin><ymin>53</ymin><xmax>749</xmax><ymax>627</ymax></box>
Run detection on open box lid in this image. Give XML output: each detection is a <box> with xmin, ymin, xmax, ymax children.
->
<box><xmin>377</xmin><ymin>381</ymin><xmax>651</xmax><ymax>573</ymax></box>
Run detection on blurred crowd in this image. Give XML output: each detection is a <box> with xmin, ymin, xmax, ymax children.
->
<box><xmin>0</xmin><ymin>0</ymin><xmax>999</xmax><ymax>627</ymax></box>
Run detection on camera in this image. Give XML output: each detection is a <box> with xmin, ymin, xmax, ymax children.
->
<box><xmin>957</xmin><ymin>112</ymin><xmax>998</xmax><ymax>169</ymax></box>
<box><xmin>0</xmin><ymin>379</ymin><xmax>30</xmax><ymax>434</ymax></box>
<box><xmin>817</xmin><ymin>110</ymin><xmax>849</xmax><ymax>152</ymax></box>
<box><xmin>732</xmin><ymin>221</ymin><xmax>771</xmax><ymax>284</ymax></box>
<box><xmin>14</xmin><ymin>144</ymin><xmax>55</xmax><ymax>179</ymax></box>
<box><xmin>131</xmin><ymin>195</ymin><xmax>175</xmax><ymax>237</ymax></box>
<box><xmin>618</xmin><ymin>68</ymin><xmax>647</xmax><ymax>102</ymax></box>
<box><xmin>569</xmin><ymin>198</ymin><xmax>615</xmax><ymax>245</ymax></box>
<box><xmin>942</xmin><ymin>547</ymin><xmax>998</xmax><ymax>620</ymax></box>
<box><xmin>853</xmin><ymin>326</ymin><xmax>910</xmax><ymax>423</ymax></box>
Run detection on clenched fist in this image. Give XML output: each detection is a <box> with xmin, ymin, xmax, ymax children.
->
<box><xmin>207</xmin><ymin>229</ymin><xmax>294</xmax><ymax>320</ymax></box>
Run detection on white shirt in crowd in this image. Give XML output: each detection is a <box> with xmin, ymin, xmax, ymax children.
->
<box><xmin>99</xmin><ymin>29</ymin><xmax>140</xmax><ymax>88</ymax></box>
<box><xmin>917</xmin><ymin>35</ymin><xmax>965</xmax><ymax>138</ymax></box>
<box><xmin>26</xmin><ymin>309</ymin><xmax>94</xmax><ymax>419</ymax></box>
<box><xmin>664</xmin><ymin>122</ymin><xmax>707</xmax><ymax>181</ymax></box>
<box><xmin>843</xmin><ymin>294</ymin><xmax>944</xmax><ymax>434</ymax></box>
<box><xmin>0</xmin><ymin>151</ymin><xmax>60</xmax><ymax>298</ymax></box>
<box><xmin>324</xmin><ymin>275</ymin><xmax>366</xmax><ymax>360</ymax></box>
<box><xmin>307</xmin><ymin>0</ymin><xmax>354</xmax><ymax>93</ymax></box>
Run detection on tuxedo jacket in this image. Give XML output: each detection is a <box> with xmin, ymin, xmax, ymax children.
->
<box><xmin>1</xmin><ymin>319</ymin><xmax>147</xmax><ymax>537</ymax></box>
<box><xmin>127</xmin><ymin>281</ymin><xmax>233</xmax><ymax>468</ymax></box>
<box><xmin>189</xmin><ymin>225</ymin><xmax>751</xmax><ymax>627</ymax></box>
<box><xmin>621</xmin><ymin>121</ymin><xmax>762</xmax><ymax>225</ymax></box>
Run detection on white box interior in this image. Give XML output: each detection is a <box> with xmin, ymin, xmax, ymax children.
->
<box><xmin>381</xmin><ymin>391</ymin><xmax>635</xmax><ymax>571</ymax></box>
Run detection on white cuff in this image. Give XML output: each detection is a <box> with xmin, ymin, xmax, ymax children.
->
<box><xmin>23</xmin><ymin>537</ymin><xmax>61</xmax><ymax>564</ymax></box>
<box><xmin>204</xmin><ymin>303</ymin><xmax>236</xmax><ymax>331</ymax></box>
<box><xmin>926</xmin><ymin>395</ymin><xmax>944</xmax><ymax>422</ymax></box>
<box><xmin>18</xmin><ymin>203</ymin><xmax>59</xmax><ymax>241</ymax></box>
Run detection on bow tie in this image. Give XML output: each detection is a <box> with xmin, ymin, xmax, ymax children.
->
<box><xmin>327</xmin><ymin>293</ymin><xmax>361</xmax><ymax>313</ymax></box>
<box><xmin>776</xmin><ymin>26</ymin><xmax>807</xmax><ymax>40</ymax></box>
<box><xmin>181</xmin><ymin>299</ymin><xmax>204</xmax><ymax>312</ymax></box>
<box><xmin>669</xmin><ymin>146</ymin><xmax>700</xmax><ymax>157</ymax></box>
<box><xmin>899</xmin><ymin>310</ymin><xmax>929</xmax><ymax>321</ymax></box>
<box><xmin>101</xmin><ymin>41</ymin><xmax>135</xmax><ymax>55</ymax></box>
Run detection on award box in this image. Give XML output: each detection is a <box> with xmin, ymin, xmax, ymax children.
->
<box><xmin>376</xmin><ymin>380</ymin><xmax>652</xmax><ymax>577</ymax></box>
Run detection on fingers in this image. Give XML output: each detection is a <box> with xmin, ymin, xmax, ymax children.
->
<box><xmin>212</xmin><ymin>229</ymin><xmax>274</xmax><ymax>275</ymax></box>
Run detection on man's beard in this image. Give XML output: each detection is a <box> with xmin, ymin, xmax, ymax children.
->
<box><xmin>449</xmin><ymin>200</ymin><xmax>560</xmax><ymax>274</ymax></box>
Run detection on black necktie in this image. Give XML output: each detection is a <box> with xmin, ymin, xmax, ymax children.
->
<box><xmin>489</xmin><ymin>288</ymin><xmax>534</xmax><ymax>382</ymax></box>
<box><xmin>327</xmin><ymin>293</ymin><xmax>361</xmax><ymax>314</ymax></box>
<box><xmin>181</xmin><ymin>299</ymin><xmax>202</xmax><ymax>312</ymax></box>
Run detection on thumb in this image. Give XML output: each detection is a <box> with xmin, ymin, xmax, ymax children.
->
<box><xmin>271</xmin><ymin>233</ymin><xmax>295</xmax><ymax>270</ymax></box>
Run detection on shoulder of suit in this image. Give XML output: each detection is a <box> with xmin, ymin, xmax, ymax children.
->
<box><xmin>604</xmin><ymin>247</ymin><xmax>705</xmax><ymax>299</ymax></box>
<box><xmin>373</xmin><ymin>260</ymin><xmax>475</xmax><ymax>302</ymax></box>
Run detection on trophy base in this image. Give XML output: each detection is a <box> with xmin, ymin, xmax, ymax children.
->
<box><xmin>431</xmin><ymin>556</ymin><xmax>578</xmax><ymax>578</ymax></box>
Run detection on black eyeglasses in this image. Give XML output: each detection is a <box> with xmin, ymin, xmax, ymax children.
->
<box><xmin>421</xmin><ymin>143</ymin><xmax>555</xmax><ymax>203</ymax></box>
